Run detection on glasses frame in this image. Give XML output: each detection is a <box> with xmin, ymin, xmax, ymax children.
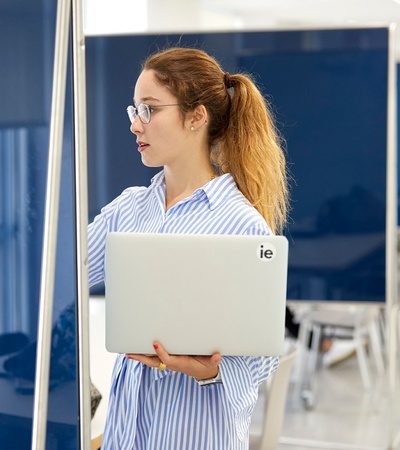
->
<box><xmin>127</xmin><ymin>103</ymin><xmax>180</xmax><ymax>124</ymax></box>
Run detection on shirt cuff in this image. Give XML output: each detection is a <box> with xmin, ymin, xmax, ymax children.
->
<box><xmin>196</xmin><ymin>369</ymin><xmax>223</xmax><ymax>386</ymax></box>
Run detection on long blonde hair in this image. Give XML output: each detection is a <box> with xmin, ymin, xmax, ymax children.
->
<box><xmin>143</xmin><ymin>47</ymin><xmax>289</xmax><ymax>234</ymax></box>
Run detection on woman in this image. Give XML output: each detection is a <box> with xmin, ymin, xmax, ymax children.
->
<box><xmin>88</xmin><ymin>47</ymin><xmax>289</xmax><ymax>450</ymax></box>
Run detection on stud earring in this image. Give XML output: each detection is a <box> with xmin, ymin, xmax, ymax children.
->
<box><xmin>190</xmin><ymin>126</ymin><xmax>195</xmax><ymax>131</ymax></box>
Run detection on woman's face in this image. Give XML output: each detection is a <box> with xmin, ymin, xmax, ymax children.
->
<box><xmin>130</xmin><ymin>69</ymin><xmax>191</xmax><ymax>168</ymax></box>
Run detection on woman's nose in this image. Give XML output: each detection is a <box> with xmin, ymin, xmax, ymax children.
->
<box><xmin>130</xmin><ymin>117</ymin><xmax>143</xmax><ymax>134</ymax></box>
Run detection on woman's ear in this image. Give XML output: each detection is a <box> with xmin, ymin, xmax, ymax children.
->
<box><xmin>186</xmin><ymin>105</ymin><xmax>208</xmax><ymax>132</ymax></box>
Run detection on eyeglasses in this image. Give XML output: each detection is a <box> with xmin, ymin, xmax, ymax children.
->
<box><xmin>127</xmin><ymin>103</ymin><xmax>180</xmax><ymax>124</ymax></box>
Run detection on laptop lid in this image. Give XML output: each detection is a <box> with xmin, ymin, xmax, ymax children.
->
<box><xmin>105</xmin><ymin>232</ymin><xmax>288</xmax><ymax>356</ymax></box>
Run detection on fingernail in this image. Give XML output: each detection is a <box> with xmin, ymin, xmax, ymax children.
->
<box><xmin>153</xmin><ymin>343</ymin><xmax>159</xmax><ymax>350</ymax></box>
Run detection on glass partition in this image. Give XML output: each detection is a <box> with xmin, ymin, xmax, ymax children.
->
<box><xmin>85</xmin><ymin>27</ymin><xmax>392</xmax><ymax>303</ymax></box>
<box><xmin>0</xmin><ymin>0</ymin><xmax>79</xmax><ymax>448</ymax></box>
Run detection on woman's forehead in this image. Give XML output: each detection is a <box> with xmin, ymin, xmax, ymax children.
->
<box><xmin>134</xmin><ymin>70</ymin><xmax>175</xmax><ymax>104</ymax></box>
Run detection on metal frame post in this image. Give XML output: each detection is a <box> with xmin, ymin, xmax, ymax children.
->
<box><xmin>31</xmin><ymin>0</ymin><xmax>71</xmax><ymax>447</ymax></box>
<box><xmin>72</xmin><ymin>0</ymin><xmax>91</xmax><ymax>447</ymax></box>
<box><xmin>31</xmin><ymin>0</ymin><xmax>91</xmax><ymax>447</ymax></box>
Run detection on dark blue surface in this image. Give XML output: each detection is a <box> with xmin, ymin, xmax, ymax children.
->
<box><xmin>86</xmin><ymin>28</ymin><xmax>390</xmax><ymax>302</ymax></box>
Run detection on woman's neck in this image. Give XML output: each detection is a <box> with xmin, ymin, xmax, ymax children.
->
<box><xmin>164</xmin><ymin>165</ymin><xmax>217</xmax><ymax>211</ymax></box>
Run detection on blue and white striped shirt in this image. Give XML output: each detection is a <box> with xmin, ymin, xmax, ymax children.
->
<box><xmin>88</xmin><ymin>171</ymin><xmax>279</xmax><ymax>450</ymax></box>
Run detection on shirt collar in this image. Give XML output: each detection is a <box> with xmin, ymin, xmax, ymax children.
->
<box><xmin>150</xmin><ymin>170</ymin><xmax>166</xmax><ymax>189</ymax></box>
<box><xmin>150</xmin><ymin>170</ymin><xmax>237</xmax><ymax>211</ymax></box>
<box><xmin>202</xmin><ymin>173</ymin><xmax>237</xmax><ymax>210</ymax></box>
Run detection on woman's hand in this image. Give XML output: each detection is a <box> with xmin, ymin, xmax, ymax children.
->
<box><xmin>126</xmin><ymin>341</ymin><xmax>221</xmax><ymax>381</ymax></box>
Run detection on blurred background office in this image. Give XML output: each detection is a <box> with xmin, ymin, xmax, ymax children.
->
<box><xmin>1</xmin><ymin>0</ymin><xmax>400</xmax><ymax>449</ymax></box>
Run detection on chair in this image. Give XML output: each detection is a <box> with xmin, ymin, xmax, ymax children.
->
<box><xmin>293</xmin><ymin>303</ymin><xmax>385</xmax><ymax>409</ymax></box>
<box><xmin>249</xmin><ymin>347</ymin><xmax>298</xmax><ymax>450</ymax></box>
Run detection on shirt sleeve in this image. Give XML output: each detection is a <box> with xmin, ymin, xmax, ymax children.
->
<box><xmin>87</xmin><ymin>212</ymin><xmax>109</xmax><ymax>287</ymax></box>
<box><xmin>219</xmin><ymin>355</ymin><xmax>279</xmax><ymax>441</ymax></box>
<box><xmin>243</xmin><ymin>221</ymin><xmax>273</xmax><ymax>236</ymax></box>
<box><xmin>87</xmin><ymin>187</ymin><xmax>138</xmax><ymax>287</ymax></box>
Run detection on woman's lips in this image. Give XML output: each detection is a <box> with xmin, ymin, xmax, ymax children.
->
<box><xmin>137</xmin><ymin>142</ymin><xmax>149</xmax><ymax>152</ymax></box>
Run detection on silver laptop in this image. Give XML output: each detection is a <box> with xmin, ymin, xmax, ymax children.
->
<box><xmin>105</xmin><ymin>232</ymin><xmax>288</xmax><ymax>356</ymax></box>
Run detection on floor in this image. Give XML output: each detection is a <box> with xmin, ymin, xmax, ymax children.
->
<box><xmin>89</xmin><ymin>297</ymin><xmax>400</xmax><ymax>450</ymax></box>
<box><xmin>250</xmin><ymin>338</ymin><xmax>400</xmax><ymax>450</ymax></box>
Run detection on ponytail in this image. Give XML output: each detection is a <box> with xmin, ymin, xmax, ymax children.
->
<box><xmin>213</xmin><ymin>73</ymin><xmax>289</xmax><ymax>234</ymax></box>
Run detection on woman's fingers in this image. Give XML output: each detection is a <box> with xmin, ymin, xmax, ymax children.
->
<box><xmin>126</xmin><ymin>342</ymin><xmax>221</xmax><ymax>380</ymax></box>
<box><xmin>192</xmin><ymin>352</ymin><xmax>221</xmax><ymax>368</ymax></box>
<box><xmin>125</xmin><ymin>353</ymin><xmax>160</xmax><ymax>368</ymax></box>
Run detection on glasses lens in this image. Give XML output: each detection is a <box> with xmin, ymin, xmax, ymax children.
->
<box><xmin>138</xmin><ymin>104</ymin><xmax>151</xmax><ymax>124</ymax></box>
<box><xmin>127</xmin><ymin>105</ymin><xmax>136</xmax><ymax>123</ymax></box>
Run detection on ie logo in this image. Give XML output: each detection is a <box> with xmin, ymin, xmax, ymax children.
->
<box><xmin>257</xmin><ymin>243</ymin><xmax>276</xmax><ymax>262</ymax></box>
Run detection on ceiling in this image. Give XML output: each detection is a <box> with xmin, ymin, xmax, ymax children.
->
<box><xmin>204</xmin><ymin>0</ymin><xmax>400</xmax><ymax>25</ymax></box>
<box><xmin>203</xmin><ymin>0</ymin><xmax>400</xmax><ymax>57</ymax></box>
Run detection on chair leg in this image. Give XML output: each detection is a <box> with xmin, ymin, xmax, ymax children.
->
<box><xmin>300</xmin><ymin>323</ymin><xmax>321</xmax><ymax>410</ymax></box>
<box><xmin>292</xmin><ymin>320</ymin><xmax>312</xmax><ymax>407</ymax></box>
<box><xmin>354</xmin><ymin>327</ymin><xmax>372</xmax><ymax>390</ymax></box>
<box><xmin>368</xmin><ymin>319</ymin><xmax>385</xmax><ymax>376</ymax></box>
<box><xmin>308</xmin><ymin>323</ymin><xmax>322</xmax><ymax>375</ymax></box>
<box><xmin>293</xmin><ymin>320</ymin><xmax>320</xmax><ymax>410</ymax></box>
